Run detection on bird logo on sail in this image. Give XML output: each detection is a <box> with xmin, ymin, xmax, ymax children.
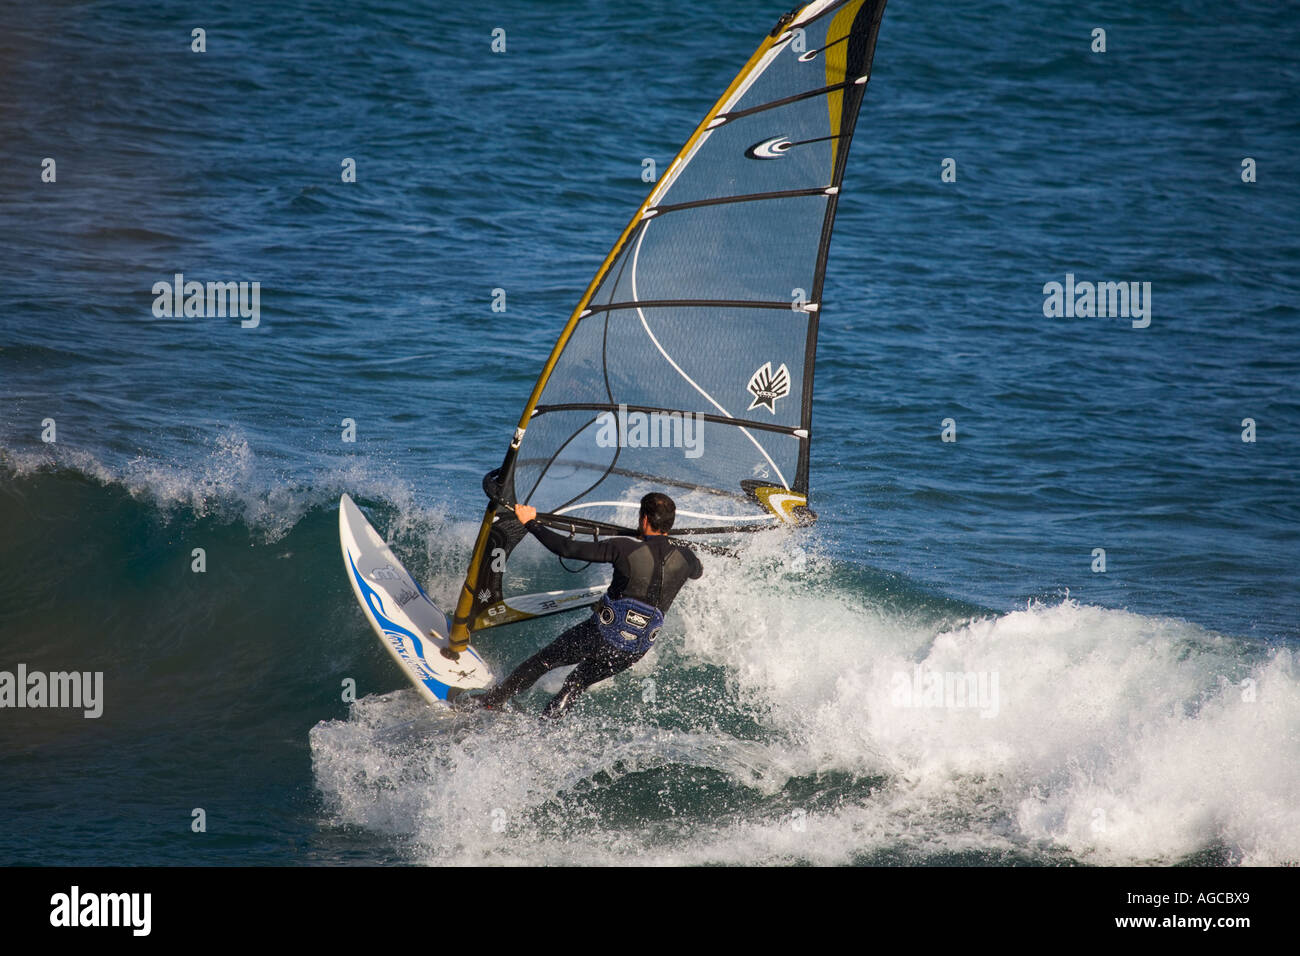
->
<box><xmin>747</xmin><ymin>362</ymin><xmax>791</xmax><ymax>413</ymax></box>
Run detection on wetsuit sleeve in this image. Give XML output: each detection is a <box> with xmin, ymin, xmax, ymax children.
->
<box><xmin>525</xmin><ymin>520</ymin><xmax>620</xmax><ymax>564</ymax></box>
<box><xmin>683</xmin><ymin>546</ymin><xmax>704</xmax><ymax>579</ymax></box>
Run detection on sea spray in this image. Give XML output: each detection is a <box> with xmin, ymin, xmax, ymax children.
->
<box><xmin>311</xmin><ymin>537</ymin><xmax>1299</xmax><ymax>866</ymax></box>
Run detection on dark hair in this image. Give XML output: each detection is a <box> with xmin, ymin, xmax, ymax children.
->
<box><xmin>639</xmin><ymin>492</ymin><xmax>675</xmax><ymax>533</ymax></box>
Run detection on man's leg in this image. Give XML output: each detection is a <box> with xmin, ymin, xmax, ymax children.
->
<box><xmin>475</xmin><ymin>619</ymin><xmax>601</xmax><ymax>708</ymax></box>
<box><xmin>540</xmin><ymin>641</ymin><xmax>644</xmax><ymax>719</ymax></box>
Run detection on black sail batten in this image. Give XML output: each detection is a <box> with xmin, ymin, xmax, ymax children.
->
<box><xmin>448</xmin><ymin>0</ymin><xmax>888</xmax><ymax>647</ymax></box>
<box><xmin>532</xmin><ymin>403</ymin><xmax>807</xmax><ymax>437</ymax></box>
<box><xmin>714</xmin><ymin>77</ymin><xmax>865</xmax><ymax>125</ymax></box>
<box><xmin>647</xmin><ymin>186</ymin><xmax>839</xmax><ymax>216</ymax></box>
<box><xmin>581</xmin><ymin>299</ymin><xmax>809</xmax><ymax>315</ymax></box>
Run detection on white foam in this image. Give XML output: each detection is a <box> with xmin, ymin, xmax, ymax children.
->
<box><xmin>311</xmin><ymin>526</ymin><xmax>1299</xmax><ymax>865</ymax></box>
<box><xmin>0</xmin><ymin>430</ymin><xmax>455</xmax><ymax>544</ymax></box>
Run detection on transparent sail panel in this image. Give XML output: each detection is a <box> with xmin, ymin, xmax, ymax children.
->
<box><xmin>540</xmin><ymin>305</ymin><xmax>810</xmax><ymax>431</ymax></box>
<box><xmin>514</xmin><ymin>408</ymin><xmax>800</xmax><ymax>531</ymax></box>
<box><xmin>592</xmin><ymin>195</ymin><xmax>828</xmax><ymax>305</ymax></box>
<box><xmin>733</xmin><ymin>0</ymin><xmax>876</xmax><ymax>120</ymax></box>
<box><xmin>656</xmin><ymin>93</ymin><xmax>842</xmax><ymax>206</ymax></box>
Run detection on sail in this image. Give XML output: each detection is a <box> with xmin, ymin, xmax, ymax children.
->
<box><xmin>448</xmin><ymin>0</ymin><xmax>887</xmax><ymax>648</ymax></box>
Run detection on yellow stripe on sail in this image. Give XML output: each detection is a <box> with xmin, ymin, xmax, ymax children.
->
<box><xmin>824</xmin><ymin>0</ymin><xmax>866</xmax><ymax>174</ymax></box>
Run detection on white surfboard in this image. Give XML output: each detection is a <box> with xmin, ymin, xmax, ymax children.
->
<box><xmin>339</xmin><ymin>494</ymin><xmax>493</xmax><ymax>703</ymax></box>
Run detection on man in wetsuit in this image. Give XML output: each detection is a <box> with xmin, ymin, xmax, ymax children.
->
<box><xmin>463</xmin><ymin>492</ymin><xmax>703</xmax><ymax>718</ymax></box>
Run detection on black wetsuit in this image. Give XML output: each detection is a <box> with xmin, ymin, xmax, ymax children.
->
<box><xmin>477</xmin><ymin>520</ymin><xmax>703</xmax><ymax>718</ymax></box>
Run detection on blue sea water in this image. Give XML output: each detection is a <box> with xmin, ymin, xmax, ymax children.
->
<box><xmin>0</xmin><ymin>0</ymin><xmax>1297</xmax><ymax>866</ymax></box>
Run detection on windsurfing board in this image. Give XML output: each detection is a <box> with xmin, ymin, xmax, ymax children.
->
<box><xmin>339</xmin><ymin>493</ymin><xmax>492</xmax><ymax>704</ymax></box>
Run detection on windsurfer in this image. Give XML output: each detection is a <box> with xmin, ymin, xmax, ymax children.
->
<box><xmin>459</xmin><ymin>492</ymin><xmax>702</xmax><ymax>718</ymax></box>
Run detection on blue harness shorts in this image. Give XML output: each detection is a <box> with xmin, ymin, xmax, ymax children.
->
<box><xmin>476</xmin><ymin>600</ymin><xmax>662</xmax><ymax>718</ymax></box>
<box><xmin>595</xmin><ymin>593</ymin><xmax>665</xmax><ymax>656</ymax></box>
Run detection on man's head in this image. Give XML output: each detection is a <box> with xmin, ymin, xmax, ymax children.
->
<box><xmin>639</xmin><ymin>492</ymin><xmax>675</xmax><ymax>535</ymax></box>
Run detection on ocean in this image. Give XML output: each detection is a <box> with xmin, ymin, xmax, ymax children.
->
<box><xmin>1</xmin><ymin>0</ymin><xmax>1297</xmax><ymax>866</ymax></box>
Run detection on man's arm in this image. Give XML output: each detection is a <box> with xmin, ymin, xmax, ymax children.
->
<box><xmin>683</xmin><ymin>546</ymin><xmax>704</xmax><ymax>579</ymax></box>
<box><xmin>514</xmin><ymin>504</ymin><xmax>619</xmax><ymax>563</ymax></box>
